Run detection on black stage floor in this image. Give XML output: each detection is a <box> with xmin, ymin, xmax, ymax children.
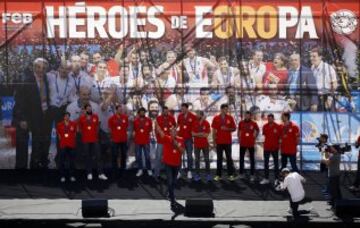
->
<box><xmin>0</xmin><ymin>169</ymin><xmax>359</xmax><ymax>200</ymax></box>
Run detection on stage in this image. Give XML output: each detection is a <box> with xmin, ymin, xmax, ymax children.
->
<box><xmin>0</xmin><ymin>170</ymin><xmax>360</xmax><ymax>227</ymax></box>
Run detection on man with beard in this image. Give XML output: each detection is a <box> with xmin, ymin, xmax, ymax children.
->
<box><xmin>212</xmin><ymin>56</ymin><xmax>240</xmax><ymax>88</ymax></box>
<box><xmin>14</xmin><ymin>58</ymin><xmax>52</xmax><ymax>169</ymax></box>
<box><xmin>78</xmin><ymin>104</ymin><xmax>108</xmax><ymax>181</ymax></box>
<box><xmin>69</xmin><ymin>55</ymin><xmax>93</xmax><ymax>100</ymax></box>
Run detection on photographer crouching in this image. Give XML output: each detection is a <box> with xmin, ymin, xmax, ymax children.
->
<box><xmin>319</xmin><ymin>134</ymin><xmax>342</xmax><ymax>207</ymax></box>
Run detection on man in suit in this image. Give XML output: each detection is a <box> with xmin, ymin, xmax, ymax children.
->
<box><xmin>287</xmin><ymin>53</ymin><xmax>318</xmax><ymax>112</ymax></box>
<box><xmin>13</xmin><ymin>58</ymin><xmax>52</xmax><ymax>169</ymax></box>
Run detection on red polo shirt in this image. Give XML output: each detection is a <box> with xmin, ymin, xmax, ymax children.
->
<box><xmin>78</xmin><ymin>114</ymin><xmax>99</xmax><ymax>143</ymax></box>
<box><xmin>108</xmin><ymin>113</ymin><xmax>128</xmax><ymax>143</ymax></box>
<box><xmin>162</xmin><ymin>135</ymin><xmax>184</xmax><ymax>167</ymax></box>
<box><xmin>177</xmin><ymin>111</ymin><xmax>196</xmax><ymax>140</ymax></box>
<box><xmin>238</xmin><ymin>120</ymin><xmax>259</xmax><ymax>148</ymax></box>
<box><xmin>211</xmin><ymin>114</ymin><xmax>236</xmax><ymax>145</ymax></box>
<box><xmin>133</xmin><ymin>116</ymin><xmax>152</xmax><ymax>145</ymax></box>
<box><xmin>56</xmin><ymin>120</ymin><xmax>77</xmax><ymax>149</ymax></box>
<box><xmin>262</xmin><ymin>122</ymin><xmax>281</xmax><ymax>151</ymax></box>
<box><xmin>192</xmin><ymin>119</ymin><xmax>210</xmax><ymax>149</ymax></box>
<box><xmin>280</xmin><ymin>121</ymin><xmax>300</xmax><ymax>155</ymax></box>
<box><xmin>156</xmin><ymin>114</ymin><xmax>176</xmax><ymax>144</ymax></box>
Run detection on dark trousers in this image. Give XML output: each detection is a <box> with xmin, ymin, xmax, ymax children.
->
<box><xmin>111</xmin><ymin>142</ymin><xmax>127</xmax><ymax>170</ymax></box>
<box><xmin>59</xmin><ymin>147</ymin><xmax>76</xmax><ymax>177</ymax></box>
<box><xmin>353</xmin><ymin>157</ymin><xmax>360</xmax><ymax>187</ymax></box>
<box><xmin>240</xmin><ymin>146</ymin><xmax>255</xmax><ymax>175</ymax></box>
<box><xmin>281</xmin><ymin>154</ymin><xmax>298</xmax><ymax>172</ymax></box>
<box><xmin>183</xmin><ymin>138</ymin><xmax>194</xmax><ymax>171</ymax></box>
<box><xmin>289</xmin><ymin>197</ymin><xmax>312</xmax><ymax>217</ymax></box>
<box><xmin>329</xmin><ymin>175</ymin><xmax>342</xmax><ymax>205</ymax></box>
<box><xmin>194</xmin><ymin>147</ymin><xmax>210</xmax><ymax>175</ymax></box>
<box><xmin>48</xmin><ymin>106</ymin><xmax>67</xmax><ymax>166</ymax></box>
<box><xmin>165</xmin><ymin>164</ymin><xmax>179</xmax><ymax>204</ymax></box>
<box><xmin>264</xmin><ymin>150</ymin><xmax>279</xmax><ymax>179</ymax></box>
<box><xmin>83</xmin><ymin>142</ymin><xmax>103</xmax><ymax>174</ymax></box>
<box><xmin>216</xmin><ymin>144</ymin><xmax>234</xmax><ymax>176</ymax></box>
<box><xmin>135</xmin><ymin>144</ymin><xmax>151</xmax><ymax>170</ymax></box>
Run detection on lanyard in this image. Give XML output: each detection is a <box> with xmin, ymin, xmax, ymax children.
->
<box><xmin>139</xmin><ymin>117</ymin><xmax>146</xmax><ymax>129</ymax></box>
<box><xmin>190</xmin><ymin>57</ymin><xmax>198</xmax><ymax>79</ymax></box>
<box><xmin>222</xmin><ymin>68</ymin><xmax>232</xmax><ymax>84</ymax></box>
<box><xmin>220</xmin><ymin>115</ymin><xmax>226</xmax><ymax>126</ymax></box>
<box><xmin>198</xmin><ymin>120</ymin><xmax>204</xmax><ymax>132</ymax></box>
<box><xmin>95</xmin><ymin>80</ymin><xmax>102</xmax><ymax>100</ymax></box>
<box><xmin>132</xmin><ymin>66</ymin><xmax>139</xmax><ymax>79</ymax></box>
<box><xmin>73</xmin><ymin>74</ymin><xmax>81</xmax><ymax>92</ymax></box>
<box><xmin>56</xmin><ymin>73</ymin><xmax>69</xmax><ymax>99</ymax></box>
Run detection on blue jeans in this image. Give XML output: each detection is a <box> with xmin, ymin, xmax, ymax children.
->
<box><xmin>183</xmin><ymin>138</ymin><xmax>193</xmax><ymax>171</ymax></box>
<box><xmin>165</xmin><ymin>164</ymin><xmax>179</xmax><ymax>203</ymax></box>
<box><xmin>281</xmin><ymin>154</ymin><xmax>298</xmax><ymax>172</ymax></box>
<box><xmin>135</xmin><ymin>144</ymin><xmax>151</xmax><ymax>170</ymax></box>
<box><xmin>154</xmin><ymin>144</ymin><xmax>163</xmax><ymax>177</ymax></box>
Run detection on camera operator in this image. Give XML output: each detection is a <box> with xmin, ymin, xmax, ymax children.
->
<box><xmin>349</xmin><ymin>135</ymin><xmax>360</xmax><ymax>191</ymax></box>
<box><xmin>320</xmin><ymin>134</ymin><xmax>342</xmax><ymax>207</ymax></box>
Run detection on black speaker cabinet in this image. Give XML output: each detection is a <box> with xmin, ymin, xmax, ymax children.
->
<box><xmin>185</xmin><ymin>198</ymin><xmax>214</xmax><ymax>217</ymax></box>
<box><xmin>335</xmin><ymin>199</ymin><xmax>360</xmax><ymax>217</ymax></box>
<box><xmin>82</xmin><ymin>199</ymin><xmax>109</xmax><ymax>218</ymax></box>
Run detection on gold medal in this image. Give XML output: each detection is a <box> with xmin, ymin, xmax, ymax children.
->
<box><xmin>117</xmin><ymin>126</ymin><xmax>121</xmax><ymax>130</ymax></box>
<box><xmin>173</xmin><ymin>149</ymin><xmax>177</xmax><ymax>154</ymax></box>
<box><xmin>164</xmin><ymin>127</ymin><xmax>168</xmax><ymax>131</ymax></box>
<box><xmin>184</xmin><ymin>125</ymin><xmax>187</xmax><ymax>129</ymax></box>
<box><xmin>64</xmin><ymin>133</ymin><xmax>69</xmax><ymax>138</ymax></box>
<box><xmin>245</xmin><ymin>133</ymin><xmax>249</xmax><ymax>137</ymax></box>
<box><xmin>88</xmin><ymin>126</ymin><xmax>91</xmax><ymax>130</ymax></box>
<box><xmin>140</xmin><ymin>129</ymin><xmax>144</xmax><ymax>133</ymax></box>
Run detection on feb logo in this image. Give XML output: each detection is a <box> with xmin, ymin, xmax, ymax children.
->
<box><xmin>330</xmin><ymin>10</ymin><xmax>358</xmax><ymax>35</ymax></box>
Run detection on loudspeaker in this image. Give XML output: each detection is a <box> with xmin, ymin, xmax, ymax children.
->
<box><xmin>185</xmin><ymin>198</ymin><xmax>214</xmax><ymax>217</ymax></box>
<box><xmin>335</xmin><ymin>199</ymin><xmax>360</xmax><ymax>217</ymax></box>
<box><xmin>82</xmin><ymin>199</ymin><xmax>109</xmax><ymax>218</ymax></box>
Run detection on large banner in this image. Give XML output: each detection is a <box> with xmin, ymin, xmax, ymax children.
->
<box><xmin>0</xmin><ymin>0</ymin><xmax>359</xmax><ymax>170</ymax></box>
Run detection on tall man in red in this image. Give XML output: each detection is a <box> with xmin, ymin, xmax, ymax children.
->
<box><xmin>177</xmin><ymin>103</ymin><xmax>197</xmax><ymax>179</ymax></box>
<box><xmin>108</xmin><ymin>104</ymin><xmax>129</xmax><ymax>175</ymax></box>
<box><xmin>212</xmin><ymin>104</ymin><xmax>236</xmax><ymax>181</ymax></box>
<box><xmin>78</xmin><ymin>104</ymin><xmax>108</xmax><ymax>181</ymax></box>
<box><xmin>260</xmin><ymin>113</ymin><xmax>281</xmax><ymax>185</ymax></box>
<box><xmin>192</xmin><ymin>110</ymin><xmax>211</xmax><ymax>182</ymax></box>
<box><xmin>56</xmin><ymin>112</ymin><xmax>77</xmax><ymax>183</ymax></box>
<box><xmin>133</xmin><ymin>107</ymin><xmax>153</xmax><ymax>177</ymax></box>
<box><xmin>158</xmin><ymin>127</ymin><xmax>185</xmax><ymax>208</ymax></box>
<box><xmin>238</xmin><ymin>111</ymin><xmax>259</xmax><ymax>182</ymax></box>
<box><xmin>280</xmin><ymin>112</ymin><xmax>300</xmax><ymax>172</ymax></box>
<box><xmin>154</xmin><ymin>106</ymin><xmax>177</xmax><ymax>179</ymax></box>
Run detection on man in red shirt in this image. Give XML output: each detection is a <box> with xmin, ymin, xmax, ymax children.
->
<box><xmin>192</xmin><ymin>110</ymin><xmax>211</xmax><ymax>182</ymax></box>
<box><xmin>260</xmin><ymin>113</ymin><xmax>281</xmax><ymax>185</ymax></box>
<box><xmin>78</xmin><ymin>104</ymin><xmax>108</xmax><ymax>181</ymax></box>
<box><xmin>56</xmin><ymin>112</ymin><xmax>77</xmax><ymax>183</ymax></box>
<box><xmin>154</xmin><ymin>106</ymin><xmax>177</xmax><ymax>179</ymax></box>
<box><xmin>108</xmin><ymin>104</ymin><xmax>129</xmax><ymax>175</ymax></box>
<box><xmin>238</xmin><ymin>111</ymin><xmax>259</xmax><ymax>182</ymax></box>
<box><xmin>280</xmin><ymin>112</ymin><xmax>300</xmax><ymax>172</ymax></box>
<box><xmin>133</xmin><ymin>107</ymin><xmax>153</xmax><ymax>177</ymax></box>
<box><xmin>211</xmin><ymin>104</ymin><xmax>236</xmax><ymax>181</ymax></box>
<box><xmin>177</xmin><ymin>103</ymin><xmax>197</xmax><ymax>179</ymax></box>
<box><xmin>349</xmin><ymin>136</ymin><xmax>360</xmax><ymax>191</ymax></box>
<box><xmin>158</xmin><ymin>127</ymin><xmax>185</xmax><ymax>208</ymax></box>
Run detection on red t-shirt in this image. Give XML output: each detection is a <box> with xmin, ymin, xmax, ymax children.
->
<box><xmin>133</xmin><ymin>116</ymin><xmax>152</xmax><ymax>145</ymax></box>
<box><xmin>238</xmin><ymin>120</ymin><xmax>259</xmax><ymax>148</ymax></box>
<box><xmin>78</xmin><ymin>114</ymin><xmax>99</xmax><ymax>143</ymax></box>
<box><xmin>263</xmin><ymin>63</ymin><xmax>288</xmax><ymax>91</ymax></box>
<box><xmin>177</xmin><ymin>112</ymin><xmax>197</xmax><ymax>140</ymax></box>
<box><xmin>211</xmin><ymin>114</ymin><xmax>236</xmax><ymax>145</ymax></box>
<box><xmin>156</xmin><ymin>114</ymin><xmax>176</xmax><ymax>144</ymax></box>
<box><xmin>56</xmin><ymin>120</ymin><xmax>77</xmax><ymax>149</ymax></box>
<box><xmin>162</xmin><ymin>135</ymin><xmax>184</xmax><ymax>167</ymax></box>
<box><xmin>108</xmin><ymin>114</ymin><xmax>128</xmax><ymax>143</ymax></box>
<box><xmin>262</xmin><ymin>122</ymin><xmax>281</xmax><ymax>151</ymax></box>
<box><xmin>280</xmin><ymin>121</ymin><xmax>300</xmax><ymax>155</ymax></box>
<box><xmin>192</xmin><ymin>119</ymin><xmax>210</xmax><ymax>149</ymax></box>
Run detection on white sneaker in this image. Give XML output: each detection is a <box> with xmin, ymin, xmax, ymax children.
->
<box><xmin>60</xmin><ymin>177</ymin><xmax>66</xmax><ymax>183</ymax></box>
<box><xmin>260</xmin><ymin>178</ymin><xmax>270</xmax><ymax>185</ymax></box>
<box><xmin>177</xmin><ymin>172</ymin><xmax>181</xmax><ymax>179</ymax></box>
<box><xmin>87</xmin><ymin>174</ymin><xmax>93</xmax><ymax>181</ymax></box>
<box><xmin>147</xmin><ymin>170</ymin><xmax>153</xmax><ymax>176</ymax></box>
<box><xmin>250</xmin><ymin>175</ymin><xmax>256</xmax><ymax>182</ymax></box>
<box><xmin>98</xmin><ymin>174</ymin><xmax>108</xmax><ymax>181</ymax></box>
<box><xmin>287</xmin><ymin>208</ymin><xmax>292</xmax><ymax>214</ymax></box>
<box><xmin>70</xmin><ymin>177</ymin><xmax>76</xmax><ymax>182</ymax></box>
<box><xmin>238</xmin><ymin>174</ymin><xmax>245</xmax><ymax>179</ymax></box>
<box><xmin>136</xmin><ymin>170</ymin><xmax>143</xmax><ymax>177</ymax></box>
<box><xmin>187</xmin><ymin>171</ymin><xmax>192</xmax><ymax>179</ymax></box>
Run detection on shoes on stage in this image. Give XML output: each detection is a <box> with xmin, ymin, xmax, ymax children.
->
<box><xmin>238</xmin><ymin>174</ymin><xmax>245</xmax><ymax>180</ymax></box>
<box><xmin>98</xmin><ymin>174</ymin><xmax>108</xmax><ymax>181</ymax></box>
<box><xmin>250</xmin><ymin>175</ymin><xmax>256</xmax><ymax>182</ymax></box>
<box><xmin>70</xmin><ymin>177</ymin><xmax>76</xmax><ymax>182</ymax></box>
<box><xmin>193</xmin><ymin>174</ymin><xmax>201</xmax><ymax>182</ymax></box>
<box><xmin>87</xmin><ymin>174</ymin><xmax>93</xmax><ymax>181</ymax></box>
<box><xmin>187</xmin><ymin>171</ymin><xmax>193</xmax><ymax>180</ymax></box>
<box><xmin>147</xmin><ymin>170</ymin><xmax>153</xmax><ymax>176</ymax></box>
<box><xmin>136</xmin><ymin>170</ymin><xmax>143</xmax><ymax>177</ymax></box>
<box><xmin>260</xmin><ymin>178</ymin><xmax>270</xmax><ymax>185</ymax></box>
<box><xmin>228</xmin><ymin>175</ymin><xmax>235</xmax><ymax>182</ymax></box>
<box><xmin>177</xmin><ymin>172</ymin><xmax>181</xmax><ymax>180</ymax></box>
<box><xmin>60</xmin><ymin>177</ymin><xmax>66</xmax><ymax>183</ymax></box>
<box><xmin>206</xmin><ymin>174</ymin><xmax>212</xmax><ymax>182</ymax></box>
<box><xmin>214</xmin><ymin>175</ymin><xmax>222</xmax><ymax>181</ymax></box>
<box><xmin>349</xmin><ymin>185</ymin><xmax>359</xmax><ymax>191</ymax></box>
